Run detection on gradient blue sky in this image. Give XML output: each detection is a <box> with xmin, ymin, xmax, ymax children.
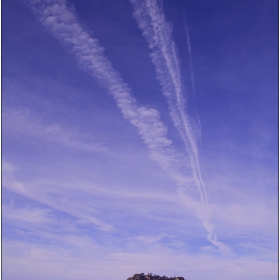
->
<box><xmin>2</xmin><ymin>0</ymin><xmax>278</xmax><ymax>279</ymax></box>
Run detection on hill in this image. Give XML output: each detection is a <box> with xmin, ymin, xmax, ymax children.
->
<box><xmin>127</xmin><ymin>273</ymin><xmax>185</xmax><ymax>280</ymax></box>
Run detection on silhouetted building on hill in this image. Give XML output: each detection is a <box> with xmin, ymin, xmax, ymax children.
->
<box><xmin>127</xmin><ymin>273</ymin><xmax>185</xmax><ymax>280</ymax></box>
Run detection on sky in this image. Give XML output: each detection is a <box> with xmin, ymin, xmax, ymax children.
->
<box><xmin>2</xmin><ymin>0</ymin><xmax>278</xmax><ymax>279</ymax></box>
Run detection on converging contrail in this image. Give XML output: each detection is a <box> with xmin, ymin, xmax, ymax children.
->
<box><xmin>183</xmin><ymin>15</ymin><xmax>195</xmax><ymax>98</ymax></box>
<box><xmin>182</xmin><ymin>14</ymin><xmax>202</xmax><ymax>152</ymax></box>
<box><xmin>130</xmin><ymin>0</ymin><xmax>230</xmax><ymax>252</ymax></box>
<box><xmin>130</xmin><ymin>0</ymin><xmax>207</xmax><ymax>204</ymax></box>
<box><xmin>26</xmin><ymin>0</ymin><xmax>197</xmax><ymax>195</ymax></box>
<box><xmin>27</xmin><ymin>0</ymin><xmax>230</xmax><ymax>253</ymax></box>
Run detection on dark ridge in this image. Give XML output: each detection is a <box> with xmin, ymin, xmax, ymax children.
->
<box><xmin>127</xmin><ymin>273</ymin><xmax>185</xmax><ymax>280</ymax></box>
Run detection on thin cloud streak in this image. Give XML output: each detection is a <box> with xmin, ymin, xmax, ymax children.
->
<box><xmin>2</xmin><ymin>108</ymin><xmax>107</xmax><ymax>153</ymax></box>
<box><xmin>182</xmin><ymin>14</ymin><xmax>202</xmax><ymax>136</ymax></box>
<box><xmin>183</xmin><ymin>15</ymin><xmax>195</xmax><ymax>98</ymax></box>
<box><xmin>2</xmin><ymin>162</ymin><xmax>113</xmax><ymax>232</ymax></box>
<box><xmin>130</xmin><ymin>0</ymin><xmax>229</xmax><ymax>252</ymax></box>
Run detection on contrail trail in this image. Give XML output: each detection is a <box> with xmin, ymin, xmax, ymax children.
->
<box><xmin>183</xmin><ymin>15</ymin><xmax>195</xmax><ymax>98</ymax></box>
<box><xmin>130</xmin><ymin>0</ymin><xmax>207</xmax><ymax>203</ymax></box>
<box><xmin>130</xmin><ymin>0</ymin><xmax>229</xmax><ymax>252</ymax></box>
<box><xmin>182</xmin><ymin>14</ymin><xmax>202</xmax><ymax>150</ymax></box>
<box><xmin>26</xmin><ymin>0</ymin><xmax>198</xmax><ymax>197</ymax></box>
<box><xmin>27</xmin><ymin>0</ymin><xmax>230</xmax><ymax>253</ymax></box>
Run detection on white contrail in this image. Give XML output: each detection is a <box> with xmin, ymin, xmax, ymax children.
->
<box><xmin>182</xmin><ymin>15</ymin><xmax>202</xmax><ymax>152</ymax></box>
<box><xmin>130</xmin><ymin>0</ymin><xmax>229</xmax><ymax>252</ymax></box>
<box><xmin>26</xmin><ymin>0</ymin><xmax>198</xmax><ymax>196</ymax></box>
<box><xmin>183</xmin><ymin>15</ymin><xmax>195</xmax><ymax>98</ymax></box>
<box><xmin>130</xmin><ymin>0</ymin><xmax>207</xmax><ymax>203</ymax></box>
<box><xmin>27</xmin><ymin>0</ymin><xmax>230</xmax><ymax>253</ymax></box>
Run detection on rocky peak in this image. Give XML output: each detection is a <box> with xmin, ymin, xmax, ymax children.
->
<box><xmin>127</xmin><ymin>273</ymin><xmax>185</xmax><ymax>280</ymax></box>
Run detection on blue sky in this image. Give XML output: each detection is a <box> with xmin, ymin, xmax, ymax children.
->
<box><xmin>2</xmin><ymin>0</ymin><xmax>278</xmax><ymax>279</ymax></box>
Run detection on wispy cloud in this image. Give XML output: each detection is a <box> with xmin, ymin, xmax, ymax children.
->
<box><xmin>2</xmin><ymin>162</ymin><xmax>113</xmax><ymax>231</ymax></box>
<box><xmin>3</xmin><ymin>204</ymin><xmax>52</xmax><ymax>224</ymax></box>
<box><xmin>129</xmin><ymin>0</ymin><xmax>229</xmax><ymax>252</ymax></box>
<box><xmin>2</xmin><ymin>160</ymin><xmax>198</xmax><ymax>238</ymax></box>
<box><xmin>3</xmin><ymin>236</ymin><xmax>277</xmax><ymax>280</ymax></box>
<box><xmin>2</xmin><ymin>108</ymin><xmax>107</xmax><ymax>153</ymax></box>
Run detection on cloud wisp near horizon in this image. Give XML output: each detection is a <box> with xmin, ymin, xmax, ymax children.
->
<box><xmin>2</xmin><ymin>0</ymin><xmax>277</xmax><ymax>279</ymax></box>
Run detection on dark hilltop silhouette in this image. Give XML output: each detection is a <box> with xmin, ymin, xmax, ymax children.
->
<box><xmin>127</xmin><ymin>273</ymin><xmax>185</xmax><ymax>280</ymax></box>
